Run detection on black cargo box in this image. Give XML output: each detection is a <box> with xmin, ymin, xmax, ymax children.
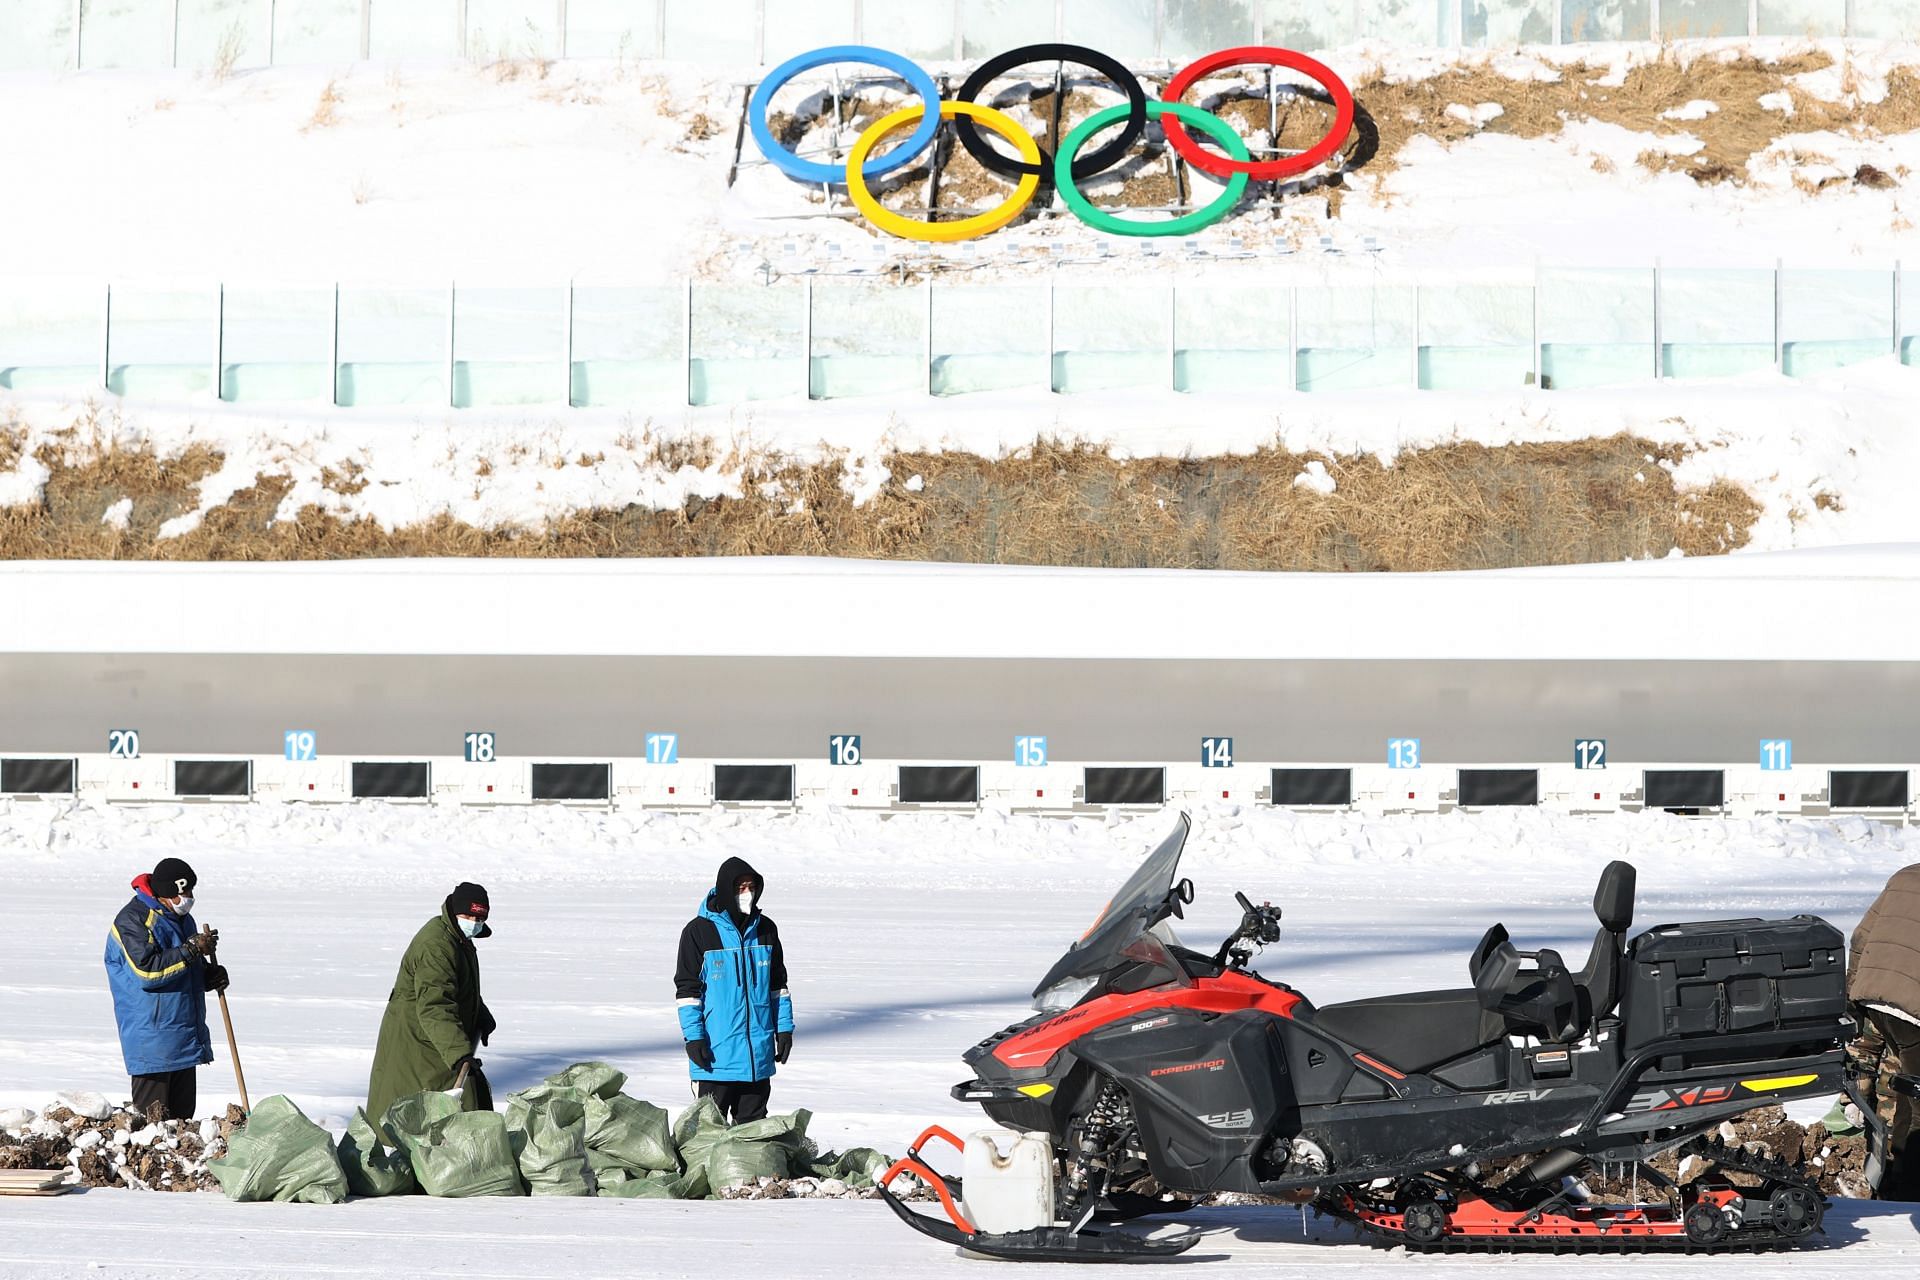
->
<box><xmin>1622</xmin><ymin>916</ymin><xmax>1846</xmax><ymax>1049</ymax></box>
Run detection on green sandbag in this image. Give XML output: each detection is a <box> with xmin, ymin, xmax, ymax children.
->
<box><xmin>505</xmin><ymin>1086</ymin><xmax>595</xmax><ymax>1196</ymax></box>
<box><xmin>808</xmin><ymin>1147</ymin><xmax>890</xmax><ymax>1189</ymax></box>
<box><xmin>384</xmin><ymin>1090</ymin><xmax>525</xmax><ymax>1198</ymax></box>
<box><xmin>672</xmin><ymin>1099</ymin><xmax>819</xmax><ymax>1189</ymax></box>
<box><xmin>541</xmin><ymin>1061</ymin><xmax>627</xmax><ymax>1101</ymax></box>
<box><xmin>207</xmin><ymin>1095</ymin><xmax>349</xmax><ymax>1204</ymax></box>
<box><xmin>337</xmin><ymin>1106</ymin><xmax>415</xmax><ymax>1197</ymax></box>
<box><xmin>704</xmin><ymin>1134</ymin><xmax>792</xmax><ymax>1188</ymax></box>
<box><xmin>597</xmin><ymin>1166</ymin><xmax>710</xmax><ymax>1200</ymax></box>
<box><xmin>584</xmin><ymin>1094</ymin><xmax>678</xmax><ymax>1173</ymax></box>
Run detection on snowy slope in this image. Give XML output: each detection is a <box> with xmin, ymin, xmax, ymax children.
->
<box><xmin>1</xmin><ymin>799</ymin><xmax>1916</xmax><ymax>1275</ymax></box>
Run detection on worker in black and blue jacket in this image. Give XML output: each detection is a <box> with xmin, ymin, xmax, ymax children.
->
<box><xmin>103</xmin><ymin>857</ymin><xmax>229</xmax><ymax>1120</ymax></box>
<box><xmin>674</xmin><ymin>856</ymin><xmax>794</xmax><ymax>1123</ymax></box>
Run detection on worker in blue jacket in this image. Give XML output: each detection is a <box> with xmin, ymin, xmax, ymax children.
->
<box><xmin>674</xmin><ymin>856</ymin><xmax>794</xmax><ymax>1123</ymax></box>
<box><xmin>103</xmin><ymin>858</ymin><xmax>228</xmax><ymax>1119</ymax></box>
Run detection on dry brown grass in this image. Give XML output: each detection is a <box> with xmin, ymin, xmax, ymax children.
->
<box><xmin>0</xmin><ymin>432</ymin><xmax>1757</xmax><ymax>569</ymax></box>
<box><xmin>303</xmin><ymin>79</ymin><xmax>343</xmax><ymax>131</ymax></box>
<box><xmin>1342</xmin><ymin>50</ymin><xmax>1915</xmax><ymax>189</ymax></box>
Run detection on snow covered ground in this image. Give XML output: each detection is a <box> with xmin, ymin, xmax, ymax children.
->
<box><xmin>2</xmin><ymin>798</ymin><xmax>1917</xmax><ymax>1275</ymax></box>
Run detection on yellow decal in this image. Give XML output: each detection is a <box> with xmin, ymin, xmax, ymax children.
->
<box><xmin>1017</xmin><ymin>1084</ymin><xmax>1055</xmax><ymax>1098</ymax></box>
<box><xmin>1741</xmin><ymin>1074</ymin><xmax>1818</xmax><ymax>1093</ymax></box>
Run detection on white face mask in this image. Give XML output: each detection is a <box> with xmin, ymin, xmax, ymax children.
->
<box><xmin>736</xmin><ymin>892</ymin><xmax>754</xmax><ymax>915</ymax></box>
<box><xmin>459</xmin><ymin>917</ymin><xmax>484</xmax><ymax>938</ymax></box>
<box><xmin>171</xmin><ymin>895</ymin><xmax>194</xmax><ymax>915</ymax></box>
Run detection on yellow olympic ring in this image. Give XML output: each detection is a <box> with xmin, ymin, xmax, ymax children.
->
<box><xmin>846</xmin><ymin>102</ymin><xmax>1040</xmax><ymax>243</ymax></box>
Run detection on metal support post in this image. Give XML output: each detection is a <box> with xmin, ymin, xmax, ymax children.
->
<box><xmin>101</xmin><ymin>284</ymin><xmax>112</xmax><ymax>393</ymax></box>
<box><xmin>1652</xmin><ymin>260</ymin><xmax>1663</xmax><ymax>379</ymax></box>
<box><xmin>170</xmin><ymin>0</ymin><xmax>181</xmax><ymax>68</ymax></box>
<box><xmin>1288</xmin><ymin>286</ymin><xmax>1299</xmax><ymax>392</ymax></box>
<box><xmin>1532</xmin><ymin>263</ymin><xmax>1543</xmax><ymax>389</ymax></box>
<box><xmin>1773</xmin><ymin>259</ymin><xmax>1783</xmax><ymax>373</ymax></box>
<box><xmin>802</xmin><ymin>277</ymin><xmax>814</xmax><ymax>399</ymax></box>
<box><xmin>1894</xmin><ymin>261</ymin><xmax>1903</xmax><ymax>358</ymax></box>
<box><xmin>1045</xmin><ymin>281</ymin><xmax>1057</xmax><ymax>392</ymax></box>
<box><xmin>329</xmin><ymin>285</ymin><xmax>341</xmax><ymax>407</ymax></box>
<box><xmin>563</xmin><ymin>280</ymin><xmax>575</xmax><ymax>407</ymax></box>
<box><xmin>455</xmin><ymin>0</ymin><xmax>468</xmax><ymax>57</ymax></box>
<box><xmin>72</xmin><ymin>0</ymin><xmax>84</xmax><ymax>68</ymax></box>
<box><xmin>1168</xmin><ymin>285</ymin><xmax>1178</xmax><ymax>392</ymax></box>
<box><xmin>683</xmin><ymin>280</ymin><xmax>694</xmax><ymax>407</ymax></box>
<box><xmin>557</xmin><ymin>0</ymin><xmax>568</xmax><ymax>58</ymax></box>
<box><xmin>447</xmin><ymin>282</ymin><xmax>458</xmax><ymax>409</ymax></box>
<box><xmin>923</xmin><ymin>279</ymin><xmax>934</xmax><ymax>397</ymax></box>
<box><xmin>213</xmin><ymin>285</ymin><xmax>225</xmax><ymax>402</ymax></box>
<box><xmin>1411</xmin><ymin>285</ymin><xmax>1422</xmax><ymax>390</ymax></box>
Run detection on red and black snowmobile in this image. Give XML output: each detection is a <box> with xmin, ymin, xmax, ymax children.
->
<box><xmin>881</xmin><ymin>814</ymin><xmax>1892</xmax><ymax>1262</ymax></box>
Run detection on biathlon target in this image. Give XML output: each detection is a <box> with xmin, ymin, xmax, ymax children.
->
<box><xmin>747</xmin><ymin>44</ymin><xmax>1356</xmax><ymax>241</ymax></box>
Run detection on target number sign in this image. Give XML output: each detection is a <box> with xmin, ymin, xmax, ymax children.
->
<box><xmin>464</xmin><ymin>731</ymin><xmax>497</xmax><ymax>764</ymax></box>
<box><xmin>284</xmin><ymin>731</ymin><xmax>318</xmax><ymax>762</ymax></box>
<box><xmin>107</xmin><ymin>729</ymin><xmax>141</xmax><ymax>759</ymax></box>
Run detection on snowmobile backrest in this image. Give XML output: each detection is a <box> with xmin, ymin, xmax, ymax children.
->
<box><xmin>1593</xmin><ymin>861</ymin><xmax>1636</xmax><ymax>934</ymax></box>
<box><xmin>1472</xmin><ymin>934</ymin><xmax>1523</xmax><ymax>1013</ymax></box>
<box><xmin>1468</xmin><ymin>923</ymin><xmax>1510</xmax><ymax>988</ymax></box>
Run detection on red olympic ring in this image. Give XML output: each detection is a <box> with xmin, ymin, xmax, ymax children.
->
<box><xmin>1159</xmin><ymin>46</ymin><xmax>1355</xmax><ymax>183</ymax></box>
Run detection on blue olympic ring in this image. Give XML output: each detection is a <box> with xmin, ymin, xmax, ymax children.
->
<box><xmin>747</xmin><ymin>45</ymin><xmax>943</xmax><ymax>186</ymax></box>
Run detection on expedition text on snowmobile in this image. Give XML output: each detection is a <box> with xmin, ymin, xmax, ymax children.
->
<box><xmin>880</xmin><ymin>814</ymin><xmax>1890</xmax><ymax>1261</ymax></box>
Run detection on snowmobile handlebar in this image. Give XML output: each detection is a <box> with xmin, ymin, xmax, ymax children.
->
<box><xmin>1214</xmin><ymin>892</ymin><xmax>1284</xmax><ymax>968</ymax></box>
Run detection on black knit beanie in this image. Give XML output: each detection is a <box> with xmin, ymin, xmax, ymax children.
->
<box><xmin>151</xmin><ymin>858</ymin><xmax>197</xmax><ymax>900</ymax></box>
<box><xmin>447</xmin><ymin>883</ymin><xmax>490</xmax><ymax>920</ymax></box>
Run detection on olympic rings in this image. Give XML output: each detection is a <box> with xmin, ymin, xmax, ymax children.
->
<box><xmin>748</xmin><ymin>45</ymin><xmax>942</xmax><ymax>185</ymax></box>
<box><xmin>952</xmin><ymin>43</ymin><xmax>1148</xmax><ymax>182</ymax></box>
<box><xmin>1056</xmin><ymin>102</ymin><xmax>1250</xmax><ymax>238</ymax></box>
<box><xmin>1160</xmin><ymin>47</ymin><xmax>1354</xmax><ymax>182</ymax></box>
<box><xmin>846</xmin><ymin>102</ymin><xmax>1041</xmax><ymax>243</ymax></box>
<box><xmin>748</xmin><ymin>42</ymin><xmax>1356</xmax><ymax>240</ymax></box>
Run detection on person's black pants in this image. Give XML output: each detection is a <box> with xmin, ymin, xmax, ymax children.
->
<box><xmin>130</xmin><ymin>1068</ymin><xmax>197</xmax><ymax>1121</ymax></box>
<box><xmin>698</xmin><ymin>1079</ymin><xmax>770</xmax><ymax>1124</ymax></box>
<box><xmin>1867</xmin><ymin>1008</ymin><xmax>1920</xmax><ymax>1200</ymax></box>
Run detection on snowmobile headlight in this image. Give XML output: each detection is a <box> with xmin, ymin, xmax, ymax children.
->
<box><xmin>1033</xmin><ymin>975</ymin><xmax>1098</xmax><ymax>1013</ymax></box>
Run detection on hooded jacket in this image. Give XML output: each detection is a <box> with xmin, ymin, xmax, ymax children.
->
<box><xmin>1850</xmin><ymin>863</ymin><xmax>1920</xmax><ymax>1020</ymax></box>
<box><xmin>366</xmin><ymin>901</ymin><xmax>496</xmax><ymax>1124</ymax></box>
<box><xmin>674</xmin><ymin>857</ymin><xmax>793</xmax><ymax>1082</ymax></box>
<box><xmin>103</xmin><ymin>874</ymin><xmax>214</xmax><ymax>1077</ymax></box>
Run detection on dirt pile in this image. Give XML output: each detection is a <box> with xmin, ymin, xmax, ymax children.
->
<box><xmin>0</xmin><ymin>1094</ymin><xmax>239</xmax><ymax>1192</ymax></box>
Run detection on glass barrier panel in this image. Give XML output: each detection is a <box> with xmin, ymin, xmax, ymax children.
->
<box><xmin>1173</xmin><ymin>284</ymin><xmax>1290</xmax><ymax>393</ymax></box>
<box><xmin>765</xmin><ymin>0</ymin><xmax>857</xmax><ymax>65</ymax></box>
<box><xmin>0</xmin><ymin>0</ymin><xmax>78</xmax><ymax>70</ymax></box>
<box><xmin>1660</xmin><ymin>0</ymin><xmax>1750</xmax><ymax>35</ymax></box>
<box><xmin>1464</xmin><ymin>0</ymin><xmax>1554</xmax><ymax>44</ymax></box>
<box><xmin>1359</xmin><ymin>0</ymin><xmax>1451</xmax><ymax>46</ymax></box>
<box><xmin>1848</xmin><ymin>0</ymin><xmax>1920</xmax><ymax>35</ymax></box>
<box><xmin>107</xmin><ymin>288</ymin><xmax>218</xmax><ymax>399</ymax></box>
<box><xmin>367</xmin><ymin>0</ymin><xmax>459</xmax><ymax>59</ymax></box>
<box><xmin>1660</xmin><ymin>268</ymin><xmax>1772</xmax><ymax>378</ymax></box>
<box><xmin>1062</xmin><ymin>0</ymin><xmax>1157</xmax><ymax>56</ymax></box>
<box><xmin>861</xmin><ymin>1</ymin><xmax>956</xmax><ymax>60</ymax></box>
<box><xmin>1780</xmin><ymin>269</ymin><xmax>1892</xmax><ymax>378</ymax></box>
<box><xmin>1418</xmin><ymin>284</ymin><xmax>1534</xmax><ymax>390</ymax></box>
<box><xmin>1053</xmin><ymin>285</ymin><xmax>1170</xmax><ymax>393</ymax></box>
<box><xmin>220</xmin><ymin>287</ymin><xmax>333</xmax><ymax>402</ymax></box>
<box><xmin>570</xmin><ymin>286</ymin><xmax>684</xmax><ymax>406</ymax></box>
<box><xmin>689</xmin><ymin>284</ymin><xmax>803</xmax><ymax>405</ymax></box>
<box><xmin>78</xmin><ymin>0</ymin><xmax>172</xmax><ymax>69</ymax></box>
<box><xmin>810</xmin><ymin>283</ymin><xmax>924</xmax><ymax>400</ymax></box>
<box><xmin>466</xmin><ymin>0</ymin><xmax>560</xmax><ymax>58</ymax></box>
<box><xmin>960</xmin><ymin>0</ymin><xmax>1057</xmax><ymax>58</ymax></box>
<box><xmin>271</xmin><ymin>0</ymin><xmax>360</xmax><ymax>61</ymax></box>
<box><xmin>662</xmin><ymin>0</ymin><xmax>757</xmax><ymax>63</ymax></box>
<box><xmin>336</xmin><ymin>287</ymin><xmax>448</xmax><ymax>407</ymax></box>
<box><xmin>1263</xmin><ymin>0</ymin><xmax>1357</xmax><ymax>49</ymax></box>
<box><xmin>564</xmin><ymin>0</ymin><xmax>661</xmax><ymax>58</ymax></box>
<box><xmin>178</xmin><ymin>0</ymin><xmax>271</xmax><ymax>70</ymax></box>
<box><xmin>1560</xmin><ymin>0</ymin><xmax>1649</xmax><ymax>40</ymax></box>
<box><xmin>1757</xmin><ymin>0</ymin><xmax>1846</xmax><ymax>34</ymax></box>
<box><xmin>1295</xmin><ymin>286</ymin><xmax>1415</xmax><ymax>392</ymax></box>
<box><xmin>0</xmin><ymin>283</ymin><xmax>103</xmax><ymax>395</ymax></box>
<box><xmin>1538</xmin><ymin>267</ymin><xmax>1652</xmax><ymax>389</ymax></box>
<box><xmin>1163</xmin><ymin>0</ymin><xmax>1258</xmax><ymax>60</ymax></box>
<box><xmin>452</xmin><ymin>287</ymin><xmax>565</xmax><ymax>408</ymax></box>
<box><xmin>930</xmin><ymin>285</ymin><xmax>1047</xmax><ymax>396</ymax></box>
<box><xmin>1904</xmin><ymin>266</ymin><xmax>1919</xmax><ymax>367</ymax></box>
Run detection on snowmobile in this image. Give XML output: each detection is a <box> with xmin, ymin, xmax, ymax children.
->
<box><xmin>881</xmin><ymin>813</ymin><xmax>1893</xmax><ymax>1261</ymax></box>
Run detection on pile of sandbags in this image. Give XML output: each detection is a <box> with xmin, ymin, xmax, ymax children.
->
<box><xmin>332</xmin><ymin>1060</ymin><xmax>889</xmax><ymax>1201</ymax></box>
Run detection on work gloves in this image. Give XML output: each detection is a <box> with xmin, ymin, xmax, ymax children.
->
<box><xmin>775</xmin><ymin>1031</ymin><xmax>793</xmax><ymax>1064</ymax></box>
<box><xmin>685</xmin><ymin>1039</ymin><xmax>714</xmax><ymax>1072</ymax></box>
<box><xmin>203</xmin><ymin>963</ymin><xmax>230</xmax><ymax>993</ymax></box>
<box><xmin>185</xmin><ymin>929</ymin><xmax>219</xmax><ymax>959</ymax></box>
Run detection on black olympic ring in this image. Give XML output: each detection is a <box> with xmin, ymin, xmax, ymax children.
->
<box><xmin>952</xmin><ymin>43</ymin><xmax>1149</xmax><ymax>182</ymax></box>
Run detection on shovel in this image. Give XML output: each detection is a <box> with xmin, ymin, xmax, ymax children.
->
<box><xmin>199</xmin><ymin>926</ymin><xmax>251</xmax><ymax>1114</ymax></box>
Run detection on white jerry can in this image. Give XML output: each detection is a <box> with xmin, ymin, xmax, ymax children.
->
<box><xmin>961</xmin><ymin>1129</ymin><xmax>1055</xmax><ymax>1235</ymax></box>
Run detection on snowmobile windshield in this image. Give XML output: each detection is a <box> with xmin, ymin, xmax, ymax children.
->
<box><xmin>1031</xmin><ymin>814</ymin><xmax>1192</xmax><ymax>1003</ymax></box>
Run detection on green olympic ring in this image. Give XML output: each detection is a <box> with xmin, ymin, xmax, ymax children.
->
<box><xmin>1054</xmin><ymin>102</ymin><xmax>1251</xmax><ymax>238</ymax></box>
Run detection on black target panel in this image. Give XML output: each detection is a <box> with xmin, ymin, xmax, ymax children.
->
<box><xmin>715</xmin><ymin>765</ymin><xmax>795</xmax><ymax>804</ymax></box>
<box><xmin>532</xmin><ymin>763</ymin><xmax>611</xmax><ymax>801</ymax></box>
<box><xmin>1</xmin><ymin>758</ymin><xmax>76</xmax><ymax>794</ymax></box>
<box><xmin>898</xmin><ymin>765</ymin><xmax>980</xmax><ymax>804</ymax></box>
<box><xmin>1830</xmin><ymin>770</ymin><xmax>1908</xmax><ymax>809</ymax></box>
<box><xmin>1643</xmin><ymin>769</ymin><xmax>1725</xmax><ymax>810</ymax></box>
<box><xmin>1270</xmin><ymin>768</ymin><xmax>1353</xmax><ymax>806</ymax></box>
<box><xmin>174</xmin><ymin>760</ymin><xmax>251</xmax><ymax>797</ymax></box>
<box><xmin>352</xmin><ymin>762</ymin><xmax>430</xmax><ymax>799</ymax></box>
<box><xmin>1457</xmin><ymin>769</ymin><xmax>1539</xmax><ymax>807</ymax></box>
<box><xmin>1084</xmin><ymin>767</ymin><xmax>1165</xmax><ymax>806</ymax></box>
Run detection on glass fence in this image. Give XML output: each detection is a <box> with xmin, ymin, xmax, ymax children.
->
<box><xmin>11</xmin><ymin>0</ymin><xmax>1920</xmax><ymax>72</ymax></box>
<box><xmin>1</xmin><ymin>271</ymin><xmax>1910</xmax><ymax>408</ymax></box>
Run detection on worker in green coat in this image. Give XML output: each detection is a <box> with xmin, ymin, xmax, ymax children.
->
<box><xmin>366</xmin><ymin>883</ymin><xmax>498</xmax><ymax>1124</ymax></box>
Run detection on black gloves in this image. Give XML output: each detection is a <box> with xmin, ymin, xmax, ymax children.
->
<box><xmin>203</xmin><ymin>964</ymin><xmax>230</xmax><ymax>993</ymax></box>
<box><xmin>454</xmin><ymin>1055</ymin><xmax>483</xmax><ymax>1075</ymax></box>
<box><xmin>185</xmin><ymin>929</ymin><xmax>219</xmax><ymax>959</ymax></box>
<box><xmin>685</xmin><ymin>1039</ymin><xmax>714</xmax><ymax>1072</ymax></box>
<box><xmin>775</xmin><ymin>1031</ymin><xmax>793</xmax><ymax>1064</ymax></box>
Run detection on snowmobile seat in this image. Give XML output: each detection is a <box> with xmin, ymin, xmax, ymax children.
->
<box><xmin>1311</xmin><ymin>990</ymin><xmax>1505</xmax><ymax>1074</ymax></box>
<box><xmin>1571</xmin><ymin>861</ymin><xmax>1636</xmax><ymax>1035</ymax></box>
